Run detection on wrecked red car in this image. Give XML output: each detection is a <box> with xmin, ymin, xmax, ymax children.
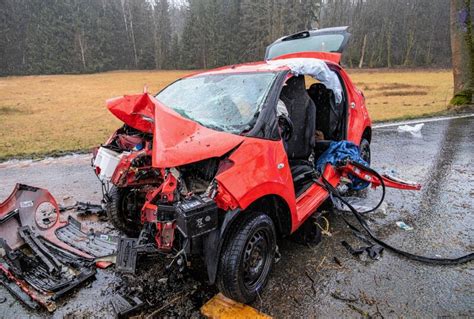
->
<box><xmin>92</xmin><ymin>27</ymin><xmax>419</xmax><ymax>303</ymax></box>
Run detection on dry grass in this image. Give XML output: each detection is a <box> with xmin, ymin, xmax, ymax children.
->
<box><xmin>0</xmin><ymin>69</ymin><xmax>453</xmax><ymax>160</ymax></box>
<box><xmin>349</xmin><ymin>69</ymin><xmax>453</xmax><ymax>121</ymax></box>
<box><xmin>0</xmin><ymin>70</ymin><xmax>190</xmax><ymax>160</ymax></box>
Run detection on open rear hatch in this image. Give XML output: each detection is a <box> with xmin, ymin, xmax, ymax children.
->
<box><xmin>265</xmin><ymin>26</ymin><xmax>351</xmax><ymax>64</ymax></box>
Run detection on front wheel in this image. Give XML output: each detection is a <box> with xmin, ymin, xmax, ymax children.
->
<box><xmin>106</xmin><ymin>186</ymin><xmax>142</xmax><ymax>236</ymax></box>
<box><xmin>217</xmin><ymin>212</ymin><xmax>276</xmax><ymax>303</ymax></box>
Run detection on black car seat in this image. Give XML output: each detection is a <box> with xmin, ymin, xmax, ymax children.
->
<box><xmin>308</xmin><ymin>83</ymin><xmax>343</xmax><ymax>159</ymax></box>
<box><xmin>280</xmin><ymin>76</ymin><xmax>316</xmax><ymax>160</ymax></box>
<box><xmin>280</xmin><ymin>76</ymin><xmax>317</xmax><ymax>197</ymax></box>
<box><xmin>307</xmin><ymin>83</ymin><xmax>342</xmax><ymax>141</ymax></box>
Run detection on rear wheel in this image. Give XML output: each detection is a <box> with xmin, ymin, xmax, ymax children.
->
<box><xmin>290</xmin><ymin>215</ymin><xmax>322</xmax><ymax>245</ymax></box>
<box><xmin>350</xmin><ymin>138</ymin><xmax>371</xmax><ymax>197</ymax></box>
<box><xmin>359</xmin><ymin>138</ymin><xmax>371</xmax><ymax>165</ymax></box>
<box><xmin>106</xmin><ymin>186</ymin><xmax>142</xmax><ymax>236</ymax></box>
<box><xmin>217</xmin><ymin>212</ymin><xmax>276</xmax><ymax>303</ymax></box>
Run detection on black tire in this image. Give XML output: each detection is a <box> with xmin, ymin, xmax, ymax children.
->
<box><xmin>290</xmin><ymin>215</ymin><xmax>322</xmax><ymax>246</ymax></box>
<box><xmin>350</xmin><ymin>138</ymin><xmax>371</xmax><ymax>197</ymax></box>
<box><xmin>106</xmin><ymin>186</ymin><xmax>141</xmax><ymax>236</ymax></box>
<box><xmin>359</xmin><ymin>138</ymin><xmax>371</xmax><ymax>165</ymax></box>
<box><xmin>217</xmin><ymin>212</ymin><xmax>276</xmax><ymax>303</ymax></box>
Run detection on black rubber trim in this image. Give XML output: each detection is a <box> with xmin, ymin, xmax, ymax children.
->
<box><xmin>322</xmin><ymin>161</ymin><xmax>474</xmax><ymax>265</ymax></box>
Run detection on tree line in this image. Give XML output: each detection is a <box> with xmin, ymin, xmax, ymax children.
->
<box><xmin>0</xmin><ymin>0</ymin><xmax>452</xmax><ymax>76</ymax></box>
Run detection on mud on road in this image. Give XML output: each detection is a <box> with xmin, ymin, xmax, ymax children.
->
<box><xmin>0</xmin><ymin>116</ymin><xmax>473</xmax><ymax>318</ymax></box>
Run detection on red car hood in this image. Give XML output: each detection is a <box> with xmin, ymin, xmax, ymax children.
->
<box><xmin>152</xmin><ymin>97</ymin><xmax>246</xmax><ymax>168</ymax></box>
<box><xmin>107</xmin><ymin>93</ymin><xmax>155</xmax><ymax>133</ymax></box>
<box><xmin>107</xmin><ymin>93</ymin><xmax>246</xmax><ymax>168</ymax></box>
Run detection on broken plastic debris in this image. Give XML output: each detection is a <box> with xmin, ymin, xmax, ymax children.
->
<box><xmin>341</xmin><ymin>241</ymin><xmax>384</xmax><ymax>260</ymax></box>
<box><xmin>110</xmin><ymin>294</ymin><xmax>144</xmax><ymax>318</ymax></box>
<box><xmin>333</xmin><ymin>196</ymin><xmax>373</xmax><ymax>214</ymax></box>
<box><xmin>375</xmin><ymin>202</ymin><xmax>387</xmax><ymax>216</ymax></box>
<box><xmin>397</xmin><ymin>123</ymin><xmax>424</xmax><ymax>137</ymax></box>
<box><xmin>396</xmin><ymin>221</ymin><xmax>413</xmax><ymax>231</ymax></box>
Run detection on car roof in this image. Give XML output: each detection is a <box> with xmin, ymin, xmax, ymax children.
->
<box><xmin>186</xmin><ymin>59</ymin><xmax>339</xmax><ymax>78</ymax></box>
<box><xmin>185</xmin><ymin>61</ymin><xmax>289</xmax><ymax>78</ymax></box>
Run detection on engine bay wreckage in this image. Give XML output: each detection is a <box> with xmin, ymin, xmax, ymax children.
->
<box><xmin>1</xmin><ymin>27</ymin><xmax>473</xmax><ymax>312</ymax></box>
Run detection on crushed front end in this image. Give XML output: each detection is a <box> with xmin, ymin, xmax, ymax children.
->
<box><xmin>116</xmin><ymin>158</ymin><xmax>225</xmax><ymax>274</ymax></box>
<box><xmin>91</xmin><ymin>124</ymin><xmax>164</xmax><ymax>236</ymax></box>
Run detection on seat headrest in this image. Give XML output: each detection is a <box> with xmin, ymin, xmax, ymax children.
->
<box><xmin>286</xmin><ymin>75</ymin><xmax>305</xmax><ymax>89</ymax></box>
<box><xmin>281</xmin><ymin>75</ymin><xmax>307</xmax><ymax>98</ymax></box>
<box><xmin>308</xmin><ymin>83</ymin><xmax>327</xmax><ymax>95</ymax></box>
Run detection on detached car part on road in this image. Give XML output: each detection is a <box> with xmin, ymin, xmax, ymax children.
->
<box><xmin>0</xmin><ymin>184</ymin><xmax>118</xmax><ymax>310</ymax></box>
<box><xmin>92</xmin><ymin>27</ymin><xmax>421</xmax><ymax>303</ymax></box>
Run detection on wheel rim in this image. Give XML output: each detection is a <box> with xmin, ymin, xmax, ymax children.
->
<box><xmin>242</xmin><ymin>229</ymin><xmax>269</xmax><ymax>290</ymax></box>
<box><xmin>121</xmin><ymin>190</ymin><xmax>141</xmax><ymax>225</ymax></box>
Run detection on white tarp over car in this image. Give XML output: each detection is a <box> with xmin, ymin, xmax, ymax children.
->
<box><xmin>267</xmin><ymin>58</ymin><xmax>343</xmax><ymax>104</ymax></box>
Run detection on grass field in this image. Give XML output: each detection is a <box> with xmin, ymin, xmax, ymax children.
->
<box><xmin>0</xmin><ymin>69</ymin><xmax>452</xmax><ymax>160</ymax></box>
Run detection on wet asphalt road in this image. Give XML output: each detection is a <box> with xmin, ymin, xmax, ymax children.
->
<box><xmin>0</xmin><ymin>116</ymin><xmax>473</xmax><ymax>318</ymax></box>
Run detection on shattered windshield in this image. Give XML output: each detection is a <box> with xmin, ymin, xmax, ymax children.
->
<box><xmin>155</xmin><ymin>72</ymin><xmax>277</xmax><ymax>134</ymax></box>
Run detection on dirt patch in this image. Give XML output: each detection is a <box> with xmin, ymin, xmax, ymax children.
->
<box><xmin>0</xmin><ymin>106</ymin><xmax>24</xmax><ymax>115</ymax></box>
<box><xmin>371</xmin><ymin>83</ymin><xmax>430</xmax><ymax>90</ymax></box>
<box><xmin>347</xmin><ymin>68</ymin><xmax>451</xmax><ymax>74</ymax></box>
<box><xmin>357</xmin><ymin>82</ymin><xmax>431</xmax><ymax>92</ymax></box>
<box><xmin>371</xmin><ymin>90</ymin><xmax>429</xmax><ymax>98</ymax></box>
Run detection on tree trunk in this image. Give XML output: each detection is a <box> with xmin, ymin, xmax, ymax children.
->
<box><xmin>126</xmin><ymin>0</ymin><xmax>138</xmax><ymax>68</ymax></box>
<box><xmin>425</xmin><ymin>26</ymin><xmax>435</xmax><ymax>64</ymax></box>
<box><xmin>358</xmin><ymin>34</ymin><xmax>367</xmax><ymax>68</ymax></box>
<box><xmin>450</xmin><ymin>0</ymin><xmax>473</xmax><ymax>106</ymax></box>
<box><xmin>120</xmin><ymin>0</ymin><xmax>129</xmax><ymax>32</ymax></box>
<box><xmin>152</xmin><ymin>8</ymin><xmax>161</xmax><ymax>69</ymax></box>
<box><xmin>386</xmin><ymin>23</ymin><xmax>393</xmax><ymax>68</ymax></box>
<box><xmin>78</xmin><ymin>32</ymin><xmax>86</xmax><ymax>70</ymax></box>
<box><xmin>403</xmin><ymin>30</ymin><xmax>415</xmax><ymax>67</ymax></box>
